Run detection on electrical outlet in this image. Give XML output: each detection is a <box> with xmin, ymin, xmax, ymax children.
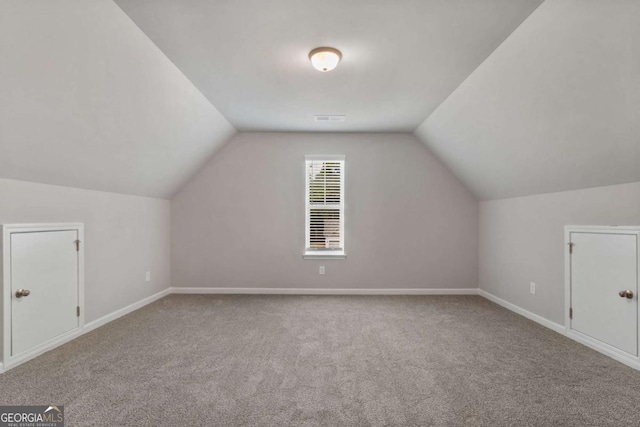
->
<box><xmin>319</xmin><ymin>266</ymin><xmax>325</xmax><ymax>275</ymax></box>
<box><xmin>145</xmin><ymin>271</ymin><xmax>151</xmax><ymax>282</ymax></box>
<box><xmin>530</xmin><ymin>282</ymin><xmax>536</xmax><ymax>295</ymax></box>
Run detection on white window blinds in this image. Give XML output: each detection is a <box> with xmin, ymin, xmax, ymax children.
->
<box><xmin>305</xmin><ymin>155</ymin><xmax>345</xmax><ymax>256</ymax></box>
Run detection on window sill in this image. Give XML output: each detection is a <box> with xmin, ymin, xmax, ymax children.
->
<box><xmin>303</xmin><ymin>251</ymin><xmax>346</xmax><ymax>260</ymax></box>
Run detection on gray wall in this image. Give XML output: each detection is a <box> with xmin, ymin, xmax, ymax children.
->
<box><xmin>0</xmin><ymin>178</ymin><xmax>171</xmax><ymax>322</ymax></box>
<box><xmin>479</xmin><ymin>181</ymin><xmax>640</xmax><ymax>324</ymax></box>
<box><xmin>172</xmin><ymin>132</ymin><xmax>478</xmax><ymax>290</ymax></box>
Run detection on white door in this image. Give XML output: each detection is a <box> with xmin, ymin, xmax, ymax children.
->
<box><xmin>11</xmin><ymin>230</ymin><xmax>79</xmax><ymax>357</ymax></box>
<box><xmin>570</xmin><ymin>232</ymin><xmax>638</xmax><ymax>355</ymax></box>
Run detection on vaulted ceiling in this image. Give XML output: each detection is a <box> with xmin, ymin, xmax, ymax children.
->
<box><xmin>113</xmin><ymin>0</ymin><xmax>544</xmax><ymax>132</ymax></box>
<box><xmin>0</xmin><ymin>0</ymin><xmax>235</xmax><ymax>199</ymax></box>
<box><xmin>415</xmin><ymin>0</ymin><xmax>640</xmax><ymax>200</ymax></box>
<box><xmin>1</xmin><ymin>0</ymin><xmax>637</xmax><ymax>201</ymax></box>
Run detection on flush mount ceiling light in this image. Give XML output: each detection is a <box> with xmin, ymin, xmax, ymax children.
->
<box><xmin>309</xmin><ymin>47</ymin><xmax>342</xmax><ymax>72</ymax></box>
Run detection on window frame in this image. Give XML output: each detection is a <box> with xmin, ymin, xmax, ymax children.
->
<box><xmin>303</xmin><ymin>155</ymin><xmax>346</xmax><ymax>259</ymax></box>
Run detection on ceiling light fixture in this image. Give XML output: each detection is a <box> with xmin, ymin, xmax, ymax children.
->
<box><xmin>309</xmin><ymin>47</ymin><xmax>342</xmax><ymax>72</ymax></box>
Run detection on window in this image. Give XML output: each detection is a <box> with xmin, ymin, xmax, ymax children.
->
<box><xmin>304</xmin><ymin>155</ymin><xmax>345</xmax><ymax>259</ymax></box>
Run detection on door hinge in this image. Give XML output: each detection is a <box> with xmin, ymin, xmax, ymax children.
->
<box><xmin>77</xmin><ymin>306</ymin><xmax>80</xmax><ymax>317</ymax></box>
<box><xmin>569</xmin><ymin>307</ymin><xmax>573</xmax><ymax>319</ymax></box>
<box><xmin>74</xmin><ymin>239</ymin><xmax>81</xmax><ymax>252</ymax></box>
<box><xmin>568</xmin><ymin>242</ymin><xmax>574</xmax><ymax>254</ymax></box>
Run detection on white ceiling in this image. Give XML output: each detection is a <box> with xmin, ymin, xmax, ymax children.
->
<box><xmin>415</xmin><ymin>0</ymin><xmax>640</xmax><ymax>200</ymax></box>
<box><xmin>4</xmin><ymin>0</ymin><xmax>636</xmax><ymax>202</ymax></box>
<box><xmin>114</xmin><ymin>0</ymin><xmax>544</xmax><ymax>132</ymax></box>
<box><xmin>0</xmin><ymin>0</ymin><xmax>235</xmax><ymax>199</ymax></box>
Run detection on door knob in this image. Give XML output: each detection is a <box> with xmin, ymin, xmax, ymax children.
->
<box><xmin>15</xmin><ymin>289</ymin><xmax>31</xmax><ymax>298</ymax></box>
<box><xmin>618</xmin><ymin>290</ymin><xmax>634</xmax><ymax>299</ymax></box>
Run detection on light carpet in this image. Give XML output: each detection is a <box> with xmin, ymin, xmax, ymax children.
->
<box><xmin>1</xmin><ymin>294</ymin><xmax>639</xmax><ymax>426</ymax></box>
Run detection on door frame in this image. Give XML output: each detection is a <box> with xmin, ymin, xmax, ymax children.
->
<box><xmin>564</xmin><ymin>225</ymin><xmax>640</xmax><ymax>368</ymax></box>
<box><xmin>1</xmin><ymin>223</ymin><xmax>85</xmax><ymax>371</ymax></box>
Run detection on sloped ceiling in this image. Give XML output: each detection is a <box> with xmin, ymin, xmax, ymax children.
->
<box><xmin>415</xmin><ymin>0</ymin><xmax>640</xmax><ymax>200</ymax></box>
<box><xmin>113</xmin><ymin>0</ymin><xmax>544</xmax><ymax>132</ymax></box>
<box><xmin>0</xmin><ymin>0</ymin><xmax>236</xmax><ymax>199</ymax></box>
<box><xmin>3</xmin><ymin>0</ymin><xmax>636</xmax><ymax>202</ymax></box>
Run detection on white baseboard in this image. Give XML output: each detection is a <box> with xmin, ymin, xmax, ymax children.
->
<box><xmin>477</xmin><ymin>289</ymin><xmax>565</xmax><ymax>334</ymax></box>
<box><xmin>1</xmin><ymin>288</ymin><xmax>171</xmax><ymax>374</ymax></box>
<box><xmin>3</xmin><ymin>328</ymin><xmax>83</xmax><ymax>372</ymax></box>
<box><xmin>564</xmin><ymin>330</ymin><xmax>640</xmax><ymax>371</ymax></box>
<box><xmin>84</xmin><ymin>288</ymin><xmax>171</xmax><ymax>334</ymax></box>
<box><xmin>478</xmin><ymin>289</ymin><xmax>640</xmax><ymax>371</ymax></box>
<box><xmin>170</xmin><ymin>287</ymin><xmax>480</xmax><ymax>295</ymax></box>
<box><xmin>2</xmin><ymin>286</ymin><xmax>472</xmax><ymax>374</ymax></box>
<box><xmin>5</xmin><ymin>286</ymin><xmax>637</xmax><ymax>374</ymax></box>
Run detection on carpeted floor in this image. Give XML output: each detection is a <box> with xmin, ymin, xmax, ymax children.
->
<box><xmin>1</xmin><ymin>295</ymin><xmax>639</xmax><ymax>426</ymax></box>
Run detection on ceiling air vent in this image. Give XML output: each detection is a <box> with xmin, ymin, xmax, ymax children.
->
<box><xmin>314</xmin><ymin>115</ymin><xmax>346</xmax><ymax>122</ymax></box>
